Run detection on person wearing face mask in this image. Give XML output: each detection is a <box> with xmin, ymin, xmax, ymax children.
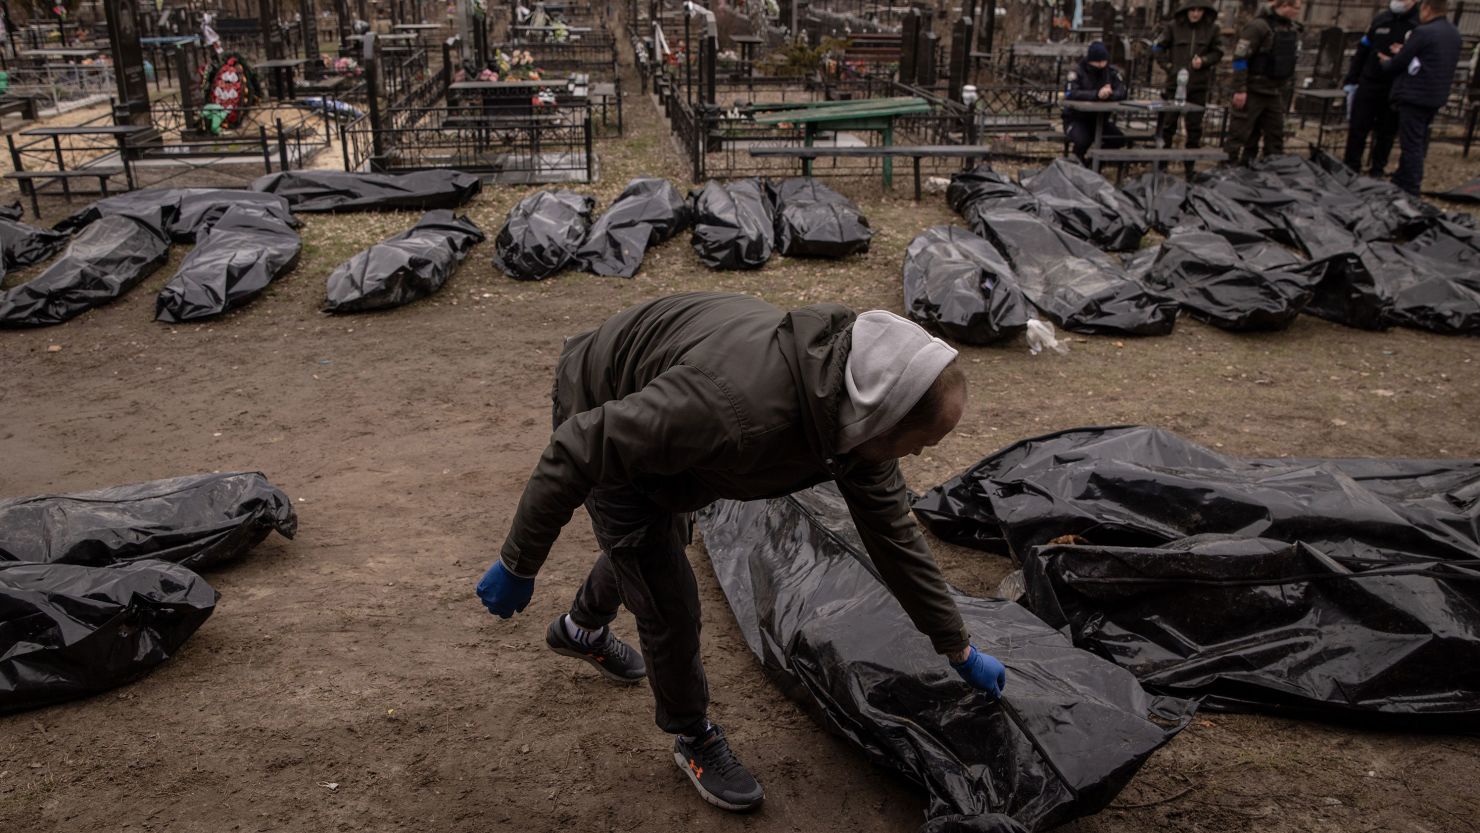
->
<box><xmin>475</xmin><ymin>292</ymin><xmax>1004</xmax><ymax>814</ymax></box>
<box><xmin>1226</xmin><ymin>0</ymin><xmax>1304</xmax><ymax>164</ymax></box>
<box><xmin>1152</xmin><ymin>0</ymin><xmax>1224</xmax><ymax>168</ymax></box>
<box><xmin>1380</xmin><ymin>0</ymin><xmax>1462</xmax><ymax>195</ymax></box>
<box><xmin>1342</xmin><ymin>0</ymin><xmax>1421</xmax><ymax>176</ymax></box>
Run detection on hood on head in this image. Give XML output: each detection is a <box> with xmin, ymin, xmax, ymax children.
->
<box><xmin>1174</xmin><ymin>0</ymin><xmax>1217</xmax><ymax>19</ymax></box>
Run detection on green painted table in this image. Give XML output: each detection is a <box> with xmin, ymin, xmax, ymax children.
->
<box><xmin>748</xmin><ymin>97</ymin><xmax>931</xmax><ymax>187</ymax></box>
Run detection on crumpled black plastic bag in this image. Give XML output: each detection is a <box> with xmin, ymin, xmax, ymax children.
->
<box><xmin>55</xmin><ymin>188</ymin><xmax>297</xmax><ymax>242</ymax></box>
<box><xmin>575</xmin><ymin>177</ymin><xmax>691</xmax><ymax>278</ymax></box>
<box><xmin>0</xmin><ymin>472</ymin><xmax>298</xmax><ymax>570</ymax></box>
<box><xmin>493</xmin><ymin>190</ymin><xmax>595</xmax><ymax>281</ymax></box>
<box><xmin>912</xmin><ymin>425</ymin><xmax>1480</xmax><ymax>567</ymax></box>
<box><xmin>1019</xmin><ymin>534</ymin><xmax>1480</xmax><ymax>728</ymax></box>
<box><xmin>0</xmin><ymin>559</ymin><xmax>218</xmax><ymax>715</ymax></box>
<box><xmin>769</xmin><ymin>177</ymin><xmax>873</xmax><ymax>258</ymax></box>
<box><xmin>1143</xmin><ymin>230</ymin><xmax>1314</xmax><ymax>331</ymax></box>
<box><xmin>155</xmin><ymin>204</ymin><xmax>302</xmax><ymax>323</ymax></box>
<box><xmin>947</xmin><ymin>169</ymin><xmax>1045</xmax><ymax>219</ymax></box>
<box><xmin>325</xmin><ymin>210</ymin><xmax>485</xmax><ymax>312</ymax></box>
<box><xmin>1022</xmin><ymin>160</ymin><xmax>1148</xmax><ymax>251</ymax></box>
<box><xmin>1402</xmin><ymin>214</ymin><xmax>1480</xmax><ymax>269</ymax></box>
<box><xmin>1119</xmin><ymin>172</ymin><xmax>1187</xmax><ymax>235</ymax></box>
<box><xmin>0</xmin><ymin>201</ymin><xmax>21</xmax><ymax>221</ymax></box>
<box><xmin>250</xmin><ymin>170</ymin><xmax>481</xmax><ymax>213</ymax></box>
<box><xmin>0</xmin><ymin>210</ymin><xmax>171</xmax><ymax>328</ymax></box>
<box><xmin>689</xmin><ymin>179</ymin><xmax>775</xmax><ymax>270</ymax></box>
<box><xmin>972</xmin><ymin>208</ymin><xmax>1177</xmax><ymax>336</ymax></box>
<box><xmin>0</xmin><ymin>217</ymin><xmax>68</xmax><ymax>278</ymax></box>
<box><xmin>699</xmin><ymin>485</ymin><xmax>1194</xmax><ymax>833</ymax></box>
<box><xmin>1297</xmin><ymin>241</ymin><xmax>1480</xmax><ymax>334</ymax></box>
<box><xmin>902</xmin><ymin>225</ymin><xmax>1031</xmax><ymax>344</ymax></box>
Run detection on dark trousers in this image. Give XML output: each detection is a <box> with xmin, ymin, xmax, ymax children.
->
<box><xmin>1225</xmin><ymin>90</ymin><xmax>1287</xmax><ymax>164</ymax></box>
<box><xmin>1392</xmin><ymin>103</ymin><xmax>1437</xmax><ymax>197</ymax></box>
<box><xmin>1158</xmin><ymin>86</ymin><xmax>1210</xmax><ymax>148</ymax></box>
<box><xmin>1343</xmin><ymin>84</ymin><xmax>1399</xmax><ymax>176</ymax></box>
<box><xmin>554</xmin><ymin>391</ymin><xmax>709</xmax><ymax>737</ymax></box>
<box><xmin>1066</xmin><ymin>118</ymin><xmax>1126</xmax><ymax>163</ymax></box>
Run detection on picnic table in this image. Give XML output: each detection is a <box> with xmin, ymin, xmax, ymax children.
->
<box><xmin>747</xmin><ymin>96</ymin><xmax>932</xmax><ymax>187</ymax></box>
<box><xmin>256</xmin><ymin>58</ymin><xmax>310</xmax><ymax>99</ymax></box>
<box><xmin>1064</xmin><ymin>99</ymin><xmax>1207</xmax><ymax>172</ymax></box>
<box><xmin>12</xmin><ymin>123</ymin><xmax>154</xmax><ymax>205</ymax></box>
<box><xmin>1295</xmin><ymin>87</ymin><xmax>1348</xmax><ymax>152</ymax></box>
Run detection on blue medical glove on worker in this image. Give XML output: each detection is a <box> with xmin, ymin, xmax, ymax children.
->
<box><xmin>951</xmin><ymin>646</ymin><xmax>1007</xmax><ymax>698</ymax></box>
<box><xmin>477</xmin><ymin>560</ymin><xmax>535</xmax><ymax>618</ymax></box>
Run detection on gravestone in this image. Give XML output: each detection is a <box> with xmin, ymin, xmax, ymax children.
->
<box><xmin>301</xmin><ymin>0</ymin><xmax>322</xmax><ymax>79</ymax></box>
<box><xmin>948</xmin><ymin>15</ymin><xmax>970</xmax><ymax>101</ymax></box>
<box><xmin>103</xmin><ymin>0</ymin><xmax>151</xmax><ymax>127</ymax></box>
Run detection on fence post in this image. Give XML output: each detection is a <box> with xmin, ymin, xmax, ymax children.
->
<box><xmin>341</xmin><ymin>121</ymin><xmax>351</xmax><ymax>169</ymax></box>
<box><xmin>277</xmin><ymin>118</ymin><xmax>290</xmax><ymax>170</ymax></box>
<box><xmin>585</xmin><ymin>107</ymin><xmax>594</xmax><ymax>181</ymax></box>
<box><xmin>260</xmin><ymin>125</ymin><xmax>273</xmax><ymax>172</ymax></box>
<box><xmin>364</xmin><ymin>34</ymin><xmax>386</xmax><ymax>170</ymax></box>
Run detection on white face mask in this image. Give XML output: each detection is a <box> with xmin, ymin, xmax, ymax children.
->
<box><xmin>1389</xmin><ymin>0</ymin><xmax>1409</xmax><ymax>13</ymax></box>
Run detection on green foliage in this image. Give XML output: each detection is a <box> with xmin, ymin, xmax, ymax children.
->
<box><xmin>757</xmin><ymin>36</ymin><xmax>851</xmax><ymax>77</ymax></box>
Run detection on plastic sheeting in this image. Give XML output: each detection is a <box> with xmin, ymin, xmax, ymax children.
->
<box><xmin>902</xmin><ymin>225</ymin><xmax>1031</xmax><ymax>344</ymax></box>
<box><xmin>1</xmin><ymin>560</ymin><xmax>218</xmax><ymax>715</ymax></box>
<box><xmin>0</xmin><ymin>217</ymin><xmax>68</xmax><ymax>278</ymax></box>
<box><xmin>1021</xmin><ymin>160</ymin><xmax>1148</xmax><ymax>252</ymax></box>
<box><xmin>0</xmin><ymin>211</ymin><xmax>171</xmax><ymax>328</ymax></box>
<box><xmin>325</xmin><ymin>210</ymin><xmax>485</xmax><ymax>312</ymax></box>
<box><xmin>1018</xmin><ymin>534</ymin><xmax>1480</xmax><ymax>727</ymax></box>
<box><xmin>947</xmin><ymin>170</ymin><xmax>1044</xmax><ymax>218</ymax></box>
<box><xmin>914</xmin><ymin>425</ymin><xmax>1480</xmax><ymax>565</ymax></box>
<box><xmin>699</xmin><ymin>485</ymin><xmax>1194</xmax><ymax>833</ymax></box>
<box><xmin>250</xmin><ymin>170</ymin><xmax>481</xmax><ymax>213</ymax></box>
<box><xmin>155</xmin><ymin>205</ymin><xmax>303</xmax><ymax>323</ymax></box>
<box><xmin>1143</xmin><ymin>231</ymin><xmax>1314</xmax><ymax>331</ymax></box>
<box><xmin>1297</xmin><ymin>242</ymin><xmax>1480</xmax><ymax>334</ymax></box>
<box><xmin>971</xmin><ymin>208</ymin><xmax>1177</xmax><ymax>336</ymax></box>
<box><xmin>52</xmin><ymin>188</ymin><xmax>296</xmax><ymax>243</ymax></box>
<box><xmin>575</xmin><ymin>177</ymin><xmax>691</xmax><ymax>278</ymax></box>
<box><xmin>0</xmin><ymin>201</ymin><xmax>21</xmax><ymax>221</ymax></box>
<box><xmin>769</xmin><ymin>178</ymin><xmax>874</xmax><ymax>258</ymax></box>
<box><xmin>492</xmin><ymin>190</ymin><xmax>594</xmax><ymax>281</ymax></box>
<box><xmin>0</xmin><ymin>472</ymin><xmax>299</xmax><ymax>570</ymax></box>
<box><xmin>689</xmin><ymin>179</ymin><xmax>775</xmax><ymax>270</ymax></box>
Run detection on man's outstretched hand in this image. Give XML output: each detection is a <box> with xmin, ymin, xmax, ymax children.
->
<box><xmin>951</xmin><ymin>646</ymin><xmax>1007</xmax><ymax>698</ymax></box>
<box><xmin>477</xmin><ymin>560</ymin><xmax>535</xmax><ymax>618</ymax></box>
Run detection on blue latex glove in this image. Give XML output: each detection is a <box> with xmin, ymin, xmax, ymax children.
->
<box><xmin>951</xmin><ymin>646</ymin><xmax>1007</xmax><ymax>698</ymax></box>
<box><xmin>476</xmin><ymin>560</ymin><xmax>534</xmax><ymax>619</ymax></box>
<box><xmin>1343</xmin><ymin>84</ymin><xmax>1358</xmax><ymax>120</ymax></box>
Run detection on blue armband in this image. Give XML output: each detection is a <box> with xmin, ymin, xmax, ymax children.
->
<box><xmin>1360</xmin><ymin>35</ymin><xmax>1371</xmax><ymax>46</ymax></box>
<box><xmin>1152</xmin><ymin>43</ymin><xmax>1165</xmax><ymax>52</ymax></box>
<box><xmin>1232</xmin><ymin>58</ymin><xmax>1249</xmax><ymax>71</ymax></box>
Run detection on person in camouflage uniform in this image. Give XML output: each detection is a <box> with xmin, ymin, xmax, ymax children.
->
<box><xmin>1225</xmin><ymin>0</ymin><xmax>1304</xmax><ymax>164</ymax></box>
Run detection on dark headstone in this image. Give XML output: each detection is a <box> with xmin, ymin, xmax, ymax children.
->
<box><xmin>103</xmin><ymin>0</ymin><xmax>151</xmax><ymax>127</ymax></box>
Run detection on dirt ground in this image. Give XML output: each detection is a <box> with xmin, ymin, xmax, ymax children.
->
<box><xmin>3</xmin><ymin>79</ymin><xmax>1480</xmax><ymax>833</ymax></box>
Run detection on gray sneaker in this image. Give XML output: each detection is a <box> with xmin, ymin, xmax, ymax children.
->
<box><xmin>673</xmin><ymin>723</ymin><xmax>765</xmax><ymax>812</ymax></box>
<box><xmin>545</xmin><ymin>615</ymin><xmax>646</xmax><ymax>684</ymax></box>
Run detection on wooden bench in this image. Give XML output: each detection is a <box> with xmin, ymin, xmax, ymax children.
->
<box><xmin>0</xmin><ymin>96</ymin><xmax>39</xmax><ymax>122</ymax></box>
<box><xmin>5</xmin><ymin>168</ymin><xmax>122</xmax><ymax>217</ymax></box>
<box><xmin>749</xmin><ymin>144</ymin><xmax>993</xmax><ymax>200</ymax></box>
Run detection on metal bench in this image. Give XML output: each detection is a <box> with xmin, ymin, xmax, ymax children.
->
<box><xmin>748</xmin><ymin>144</ymin><xmax>993</xmax><ymax>200</ymax></box>
<box><xmin>5</xmin><ymin>167</ymin><xmax>122</xmax><ymax>217</ymax></box>
<box><xmin>1085</xmin><ymin>147</ymin><xmax>1226</xmax><ymax>181</ymax></box>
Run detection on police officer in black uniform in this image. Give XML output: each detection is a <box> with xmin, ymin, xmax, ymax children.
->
<box><xmin>1342</xmin><ymin>0</ymin><xmax>1420</xmax><ymax>176</ymax></box>
<box><xmin>1226</xmin><ymin>0</ymin><xmax>1304</xmax><ymax>164</ymax></box>
<box><xmin>1062</xmin><ymin>41</ymin><xmax>1129</xmax><ymax>164</ymax></box>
